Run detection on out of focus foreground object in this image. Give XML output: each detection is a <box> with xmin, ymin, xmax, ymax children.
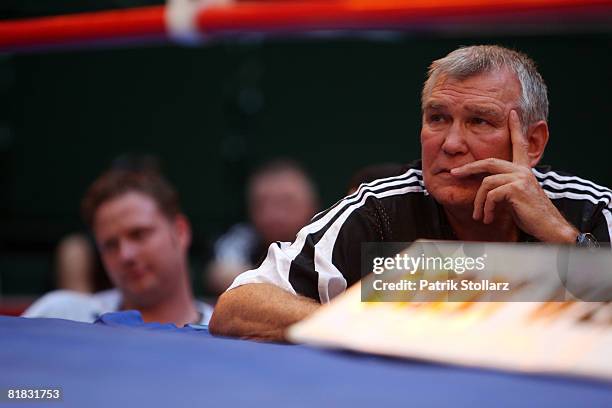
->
<box><xmin>289</xmin><ymin>242</ymin><xmax>612</xmax><ymax>381</ymax></box>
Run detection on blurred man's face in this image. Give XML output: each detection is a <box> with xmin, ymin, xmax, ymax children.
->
<box><xmin>93</xmin><ymin>192</ymin><xmax>190</xmax><ymax>307</ymax></box>
<box><xmin>420</xmin><ymin>70</ymin><xmax>521</xmax><ymax>209</ymax></box>
<box><xmin>249</xmin><ymin>171</ymin><xmax>317</xmax><ymax>244</ymax></box>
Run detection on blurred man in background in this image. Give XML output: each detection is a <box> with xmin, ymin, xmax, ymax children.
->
<box><xmin>206</xmin><ymin>159</ymin><xmax>319</xmax><ymax>294</ymax></box>
<box><xmin>24</xmin><ymin>168</ymin><xmax>213</xmax><ymax>326</ymax></box>
<box><xmin>53</xmin><ymin>155</ymin><xmax>160</xmax><ymax>295</ymax></box>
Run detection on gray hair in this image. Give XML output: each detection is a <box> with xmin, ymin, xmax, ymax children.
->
<box><xmin>422</xmin><ymin>45</ymin><xmax>548</xmax><ymax>129</ymax></box>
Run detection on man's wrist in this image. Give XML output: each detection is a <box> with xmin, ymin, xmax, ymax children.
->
<box><xmin>555</xmin><ymin>223</ymin><xmax>580</xmax><ymax>244</ymax></box>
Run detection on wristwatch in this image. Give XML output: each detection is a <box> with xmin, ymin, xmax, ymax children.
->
<box><xmin>576</xmin><ymin>233</ymin><xmax>599</xmax><ymax>249</ymax></box>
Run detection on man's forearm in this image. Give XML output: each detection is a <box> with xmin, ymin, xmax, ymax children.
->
<box><xmin>209</xmin><ymin>283</ymin><xmax>320</xmax><ymax>342</ymax></box>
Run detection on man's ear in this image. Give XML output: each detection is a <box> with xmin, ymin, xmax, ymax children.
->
<box><xmin>174</xmin><ymin>214</ymin><xmax>192</xmax><ymax>250</ymax></box>
<box><xmin>527</xmin><ymin>120</ymin><xmax>549</xmax><ymax>167</ymax></box>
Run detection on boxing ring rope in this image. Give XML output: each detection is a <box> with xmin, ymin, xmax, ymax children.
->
<box><xmin>0</xmin><ymin>0</ymin><xmax>611</xmax><ymax>53</ymax></box>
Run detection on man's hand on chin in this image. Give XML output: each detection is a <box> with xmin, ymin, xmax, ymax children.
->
<box><xmin>450</xmin><ymin>110</ymin><xmax>579</xmax><ymax>244</ymax></box>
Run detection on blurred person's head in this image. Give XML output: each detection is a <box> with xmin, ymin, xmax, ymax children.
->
<box><xmin>346</xmin><ymin>163</ymin><xmax>407</xmax><ymax>195</ymax></box>
<box><xmin>248</xmin><ymin>160</ymin><xmax>318</xmax><ymax>245</ymax></box>
<box><xmin>81</xmin><ymin>169</ymin><xmax>192</xmax><ymax>309</ymax></box>
<box><xmin>420</xmin><ymin>45</ymin><xmax>549</xmax><ymax>210</ymax></box>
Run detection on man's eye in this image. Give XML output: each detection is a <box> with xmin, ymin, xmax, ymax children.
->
<box><xmin>429</xmin><ymin>114</ymin><xmax>444</xmax><ymax>123</ymax></box>
<box><xmin>131</xmin><ymin>228</ymin><xmax>152</xmax><ymax>241</ymax></box>
<box><xmin>470</xmin><ymin>117</ymin><xmax>490</xmax><ymax>126</ymax></box>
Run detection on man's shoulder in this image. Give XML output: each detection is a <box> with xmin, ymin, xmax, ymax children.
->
<box><xmin>533</xmin><ymin>166</ymin><xmax>612</xmax><ymax>208</ymax></box>
<box><xmin>91</xmin><ymin>289</ymin><xmax>122</xmax><ymax>308</ymax></box>
<box><xmin>355</xmin><ymin>161</ymin><xmax>427</xmax><ymax>201</ymax></box>
<box><xmin>310</xmin><ymin>161</ymin><xmax>427</xmax><ymax>226</ymax></box>
<box><xmin>22</xmin><ymin>289</ymin><xmax>119</xmax><ymax>322</ymax></box>
<box><xmin>336</xmin><ymin>162</ymin><xmax>436</xmax><ymax>240</ymax></box>
<box><xmin>357</xmin><ymin>161</ymin><xmax>432</xmax><ymax>214</ymax></box>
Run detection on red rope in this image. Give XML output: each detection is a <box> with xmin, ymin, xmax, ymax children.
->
<box><xmin>0</xmin><ymin>0</ymin><xmax>609</xmax><ymax>52</ymax></box>
<box><xmin>196</xmin><ymin>0</ymin><xmax>612</xmax><ymax>33</ymax></box>
<box><xmin>0</xmin><ymin>6</ymin><xmax>166</xmax><ymax>50</ymax></box>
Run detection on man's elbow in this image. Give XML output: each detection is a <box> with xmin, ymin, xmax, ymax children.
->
<box><xmin>208</xmin><ymin>283</ymin><xmax>321</xmax><ymax>341</ymax></box>
<box><xmin>208</xmin><ymin>289</ymin><xmax>238</xmax><ymax>337</ymax></box>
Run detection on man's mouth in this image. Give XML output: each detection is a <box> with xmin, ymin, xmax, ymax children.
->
<box><xmin>125</xmin><ymin>267</ymin><xmax>148</xmax><ymax>279</ymax></box>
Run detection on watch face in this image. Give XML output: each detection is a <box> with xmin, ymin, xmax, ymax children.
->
<box><xmin>577</xmin><ymin>233</ymin><xmax>599</xmax><ymax>249</ymax></box>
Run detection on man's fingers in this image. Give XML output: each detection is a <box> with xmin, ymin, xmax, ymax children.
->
<box><xmin>482</xmin><ymin>184</ymin><xmax>513</xmax><ymax>224</ymax></box>
<box><xmin>451</xmin><ymin>158</ymin><xmax>515</xmax><ymax>177</ymax></box>
<box><xmin>510</xmin><ymin>110</ymin><xmax>529</xmax><ymax>166</ymax></box>
<box><xmin>472</xmin><ymin>174</ymin><xmax>515</xmax><ymax>220</ymax></box>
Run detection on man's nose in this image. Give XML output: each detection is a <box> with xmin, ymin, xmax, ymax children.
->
<box><xmin>441</xmin><ymin>122</ymin><xmax>468</xmax><ymax>156</ymax></box>
<box><xmin>118</xmin><ymin>240</ymin><xmax>138</xmax><ymax>262</ymax></box>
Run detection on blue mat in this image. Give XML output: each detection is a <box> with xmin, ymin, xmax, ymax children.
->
<box><xmin>1</xmin><ymin>314</ymin><xmax>610</xmax><ymax>407</ymax></box>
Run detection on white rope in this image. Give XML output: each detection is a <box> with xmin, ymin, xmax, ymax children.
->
<box><xmin>166</xmin><ymin>0</ymin><xmax>233</xmax><ymax>45</ymax></box>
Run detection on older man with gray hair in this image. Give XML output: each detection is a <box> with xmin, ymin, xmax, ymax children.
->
<box><xmin>210</xmin><ymin>45</ymin><xmax>612</xmax><ymax>342</ymax></box>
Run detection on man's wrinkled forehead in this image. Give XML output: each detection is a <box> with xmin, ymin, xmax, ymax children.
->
<box><xmin>422</xmin><ymin>70</ymin><xmax>521</xmax><ymax>112</ymax></box>
<box><xmin>424</xmin><ymin>100</ymin><xmax>505</xmax><ymax>117</ymax></box>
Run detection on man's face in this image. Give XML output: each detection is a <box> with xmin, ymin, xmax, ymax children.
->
<box><xmin>249</xmin><ymin>171</ymin><xmax>317</xmax><ymax>244</ymax></box>
<box><xmin>93</xmin><ymin>192</ymin><xmax>189</xmax><ymax>307</ymax></box>
<box><xmin>420</xmin><ymin>70</ymin><xmax>521</xmax><ymax>209</ymax></box>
